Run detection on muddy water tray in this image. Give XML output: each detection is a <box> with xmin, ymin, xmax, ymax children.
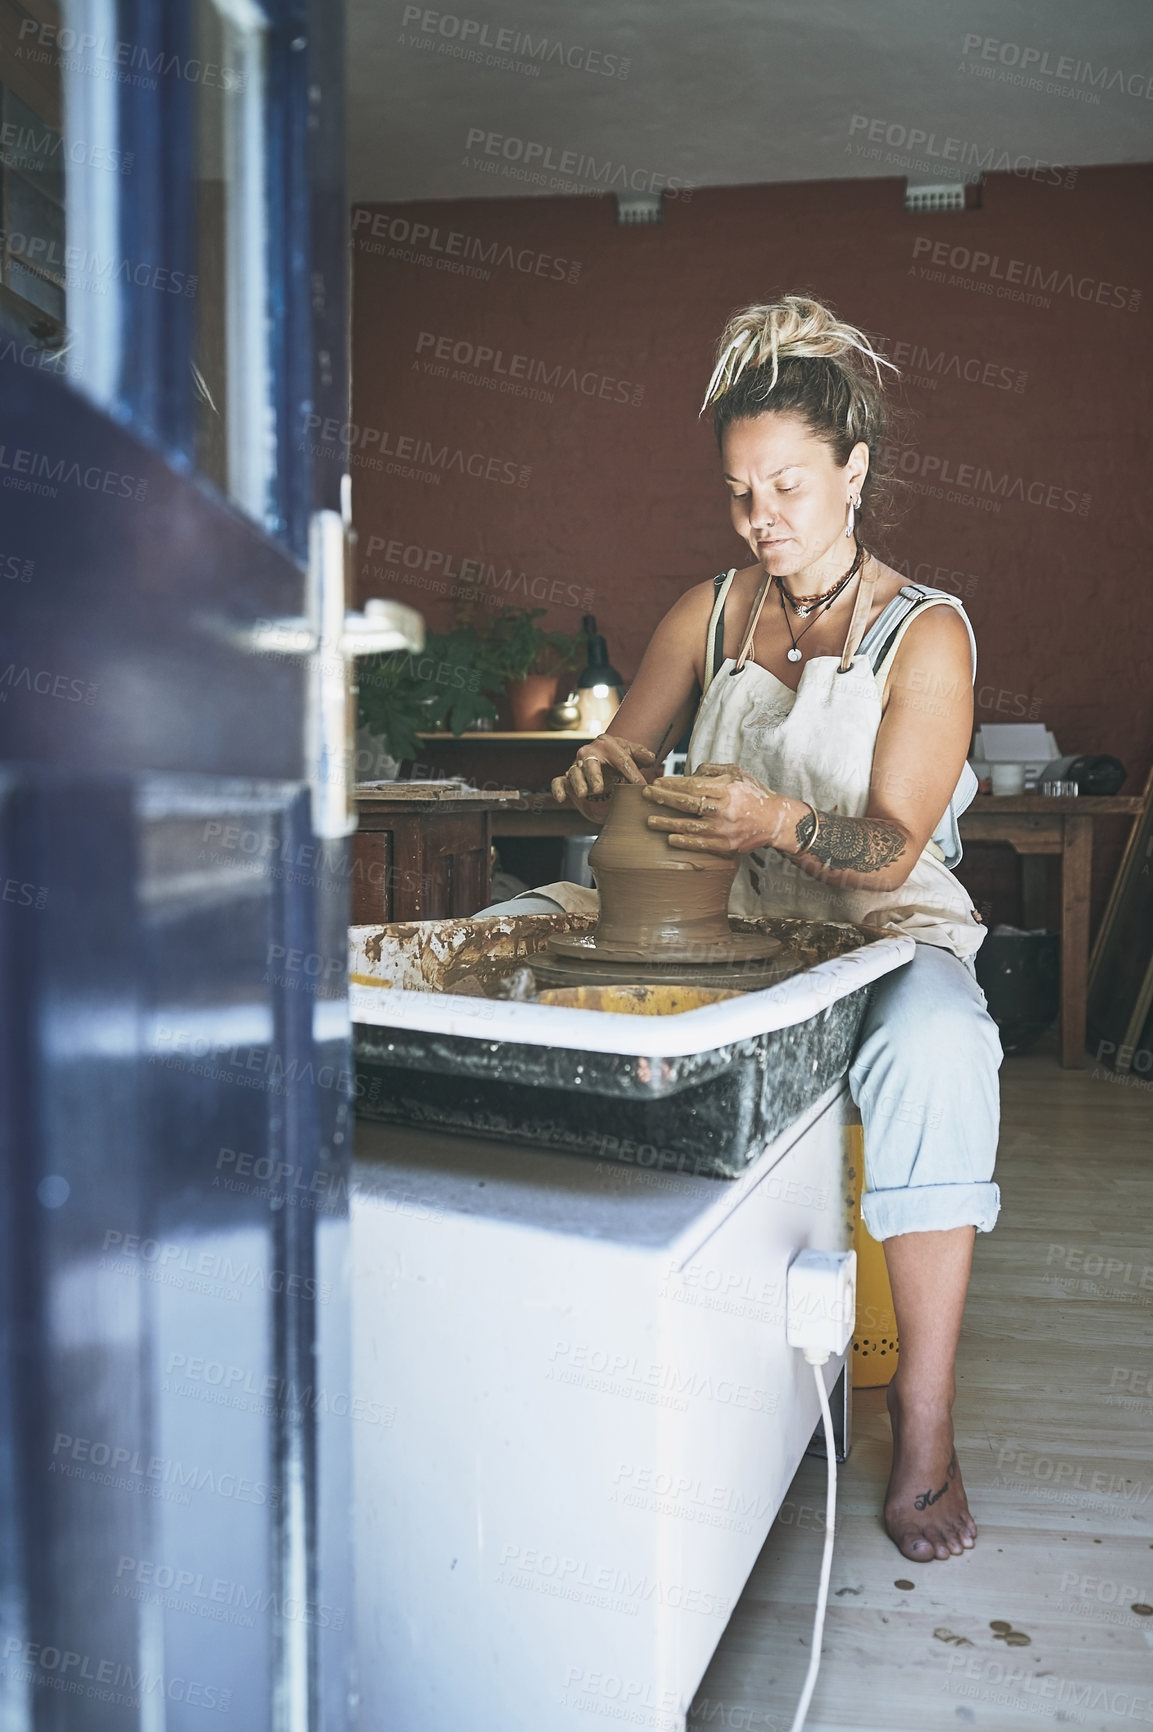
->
<box><xmin>350</xmin><ymin>914</ymin><xmax>914</xmax><ymax>1180</ymax></box>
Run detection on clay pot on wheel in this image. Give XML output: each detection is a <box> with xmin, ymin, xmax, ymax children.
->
<box><xmin>543</xmin><ymin>781</ymin><xmax>782</xmax><ymax>974</ymax></box>
<box><xmin>587</xmin><ymin>783</ymin><xmax>739</xmax><ymax>959</ymax></box>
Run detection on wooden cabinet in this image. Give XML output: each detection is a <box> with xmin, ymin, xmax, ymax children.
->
<box><xmin>353</xmin><ymin>792</ymin><xmax>521</xmax><ymax>924</ymax></box>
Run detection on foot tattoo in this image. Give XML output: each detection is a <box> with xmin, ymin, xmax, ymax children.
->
<box><xmin>913</xmin><ymin>1452</ymin><xmax>959</xmax><ymax>1512</ymax></box>
<box><xmin>885</xmin><ymin>1386</ymin><xmax>976</xmax><ymax>1563</ymax></box>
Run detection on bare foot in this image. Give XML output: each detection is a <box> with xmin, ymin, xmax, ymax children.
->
<box><xmin>884</xmin><ymin>1379</ymin><xmax>977</xmax><ymax>1562</ymax></box>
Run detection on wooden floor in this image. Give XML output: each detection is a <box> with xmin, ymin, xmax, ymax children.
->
<box><xmin>689</xmin><ymin>1037</ymin><xmax>1153</xmax><ymax>1732</ymax></box>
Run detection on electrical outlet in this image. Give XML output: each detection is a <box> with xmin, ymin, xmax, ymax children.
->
<box><xmin>786</xmin><ymin>1250</ymin><xmax>857</xmax><ymax>1361</ymax></box>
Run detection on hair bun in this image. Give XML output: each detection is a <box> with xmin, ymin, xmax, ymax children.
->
<box><xmin>701</xmin><ymin>294</ymin><xmax>895</xmax><ymax>413</ymax></box>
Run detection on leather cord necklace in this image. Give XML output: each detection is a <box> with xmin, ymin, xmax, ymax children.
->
<box><xmin>776</xmin><ymin>543</ymin><xmax>866</xmax><ymax>663</ymax></box>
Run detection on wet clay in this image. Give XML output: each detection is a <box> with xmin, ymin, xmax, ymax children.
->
<box><xmin>547</xmin><ymin>783</ymin><xmax>780</xmax><ymax>965</ymax></box>
<box><xmin>591</xmin><ymin>783</ymin><xmax>736</xmax><ymax>952</ymax></box>
<box><xmin>357</xmin><ymin>907</ymin><xmax>872</xmax><ymax>996</ymax></box>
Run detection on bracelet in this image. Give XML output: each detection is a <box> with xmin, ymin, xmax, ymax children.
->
<box><xmin>798</xmin><ymin>803</ymin><xmax>821</xmax><ymax>857</ymax></box>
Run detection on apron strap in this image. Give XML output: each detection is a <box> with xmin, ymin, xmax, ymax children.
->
<box><xmin>837</xmin><ymin>557</ymin><xmax>880</xmax><ymax>672</ymax></box>
<box><xmin>732</xmin><ymin>575</ymin><xmax>773</xmax><ymax>674</ymax></box>
<box><xmin>707</xmin><ymin>554</ymin><xmax>879</xmax><ymax>683</ymax></box>
<box><xmin>702</xmin><ymin>569</ymin><xmax>737</xmax><ymax>693</ymax></box>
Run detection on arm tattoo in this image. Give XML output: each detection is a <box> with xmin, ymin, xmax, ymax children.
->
<box><xmin>795</xmin><ymin>808</ymin><xmax>907</xmax><ymax>874</ymax></box>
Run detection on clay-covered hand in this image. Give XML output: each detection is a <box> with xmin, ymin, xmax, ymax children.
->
<box><xmin>642</xmin><ymin>762</ymin><xmax>780</xmax><ymax>855</ymax></box>
<box><xmin>551</xmin><ymin>735</ymin><xmax>658</xmax><ymax>812</ymax></box>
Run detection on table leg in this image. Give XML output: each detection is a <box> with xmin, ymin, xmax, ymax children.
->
<box><xmin>1060</xmin><ymin>816</ymin><xmax>1093</xmax><ymax>1067</ymax></box>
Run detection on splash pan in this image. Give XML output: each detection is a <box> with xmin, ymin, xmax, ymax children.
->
<box><xmin>351</xmin><ymin>913</ymin><xmax>914</xmax><ymax>1179</ymax></box>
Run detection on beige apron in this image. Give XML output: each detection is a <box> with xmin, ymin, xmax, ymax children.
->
<box><xmin>531</xmin><ymin>568</ymin><xmax>986</xmax><ymax>961</ymax></box>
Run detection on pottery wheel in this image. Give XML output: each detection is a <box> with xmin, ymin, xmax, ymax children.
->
<box><xmin>530</xmin><ymin>943</ymin><xmax>788</xmax><ymax>992</ymax></box>
<box><xmin>547</xmin><ymin>929</ymin><xmax>781</xmax><ymax>966</ymax></box>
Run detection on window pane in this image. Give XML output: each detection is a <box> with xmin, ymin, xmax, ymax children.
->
<box><xmin>0</xmin><ymin>13</ymin><xmax>68</xmax><ymax>353</ymax></box>
<box><xmin>5</xmin><ymin>87</ymin><xmax>65</xmax><ymax>201</ymax></box>
<box><xmin>6</xmin><ymin>169</ymin><xmax>65</xmax><ymax>321</ymax></box>
<box><xmin>193</xmin><ymin>0</ymin><xmax>272</xmax><ymax>522</ymax></box>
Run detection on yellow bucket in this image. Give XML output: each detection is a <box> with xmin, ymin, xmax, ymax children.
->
<box><xmin>845</xmin><ymin>1122</ymin><xmax>900</xmax><ymax>1387</ymax></box>
<box><xmin>537</xmin><ymin>984</ymin><xmax>742</xmax><ymax>1016</ymax></box>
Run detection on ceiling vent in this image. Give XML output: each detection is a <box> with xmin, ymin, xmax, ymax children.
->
<box><xmin>615</xmin><ymin>192</ymin><xmax>663</xmax><ymax>225</ymax></box>
<box><xmin>904</xmin><ymin>181</ymin><xmax>967</xmax><ymax>213</ymax></box>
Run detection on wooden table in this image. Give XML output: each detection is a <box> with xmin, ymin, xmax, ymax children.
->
<box><xmin>414</xmin><ymin>732</ymin><xmax>599</xmax><ymax>743</ymax></box>
<box><xmin>958</xmin><ymin>794</ymin><xmax>1142</xmax><ymax>1068</ymax></box>
<box><xmin>409</xmin><ymin>731</ymin><xmax>598</xmax><ymax>806</ymax></box>
<box><xmin>353</xmin><ymin>787</ymin><xmax>522</xmax><ymax>923</ymax></box>
<box><xmin>491</xmin><ymin>801</ymin><xmax>592</xmax><ymax>840</ymax></box>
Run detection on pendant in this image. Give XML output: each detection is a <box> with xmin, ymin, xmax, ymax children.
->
<box><xmin>796</xmin><ymin>605</ymin><xmax>812</xmax><ymax>618</ymax></box>
<box><xmin>787</xmin><ymin>647</ymin><xmax>802</xmax><ymax>663</ymax></box>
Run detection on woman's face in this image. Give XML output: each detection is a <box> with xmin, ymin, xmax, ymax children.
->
<box><xmin>721</xmin><ymin>412</ymin><xmax>869</xmax><ymax>580</ymax></box>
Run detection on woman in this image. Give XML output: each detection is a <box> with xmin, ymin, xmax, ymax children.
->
<box><xmin>486</xmin><ymin>295</ymin><xmax>1002</xmax><ymax>1565</ymax></box>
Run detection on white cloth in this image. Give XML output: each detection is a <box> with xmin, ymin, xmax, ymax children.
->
<box><xmin>687</xmin><ymin>598</ymin><xmax>987</xmax><ymax>961</ymax></box>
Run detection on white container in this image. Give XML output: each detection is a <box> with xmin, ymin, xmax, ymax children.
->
<box><xmin>353</xmin><ymin>1083</ymin><xmax>855</xmax><ymax>1732</ymax></box>
<box><xmin>349</xmin><ymin>913</ymin><xmax>915</xmax><ymax>1725</ymax></box>
<box><xmin>990</xmin><ymin>762</ymin><xmax>1027</xmax><ymax>795</ymax></box>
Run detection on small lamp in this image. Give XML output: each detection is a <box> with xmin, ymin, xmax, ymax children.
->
<box><xmin>575</xmin><ymin>615</ymin><xmax>624</xmax><ymax>733</ymax></box>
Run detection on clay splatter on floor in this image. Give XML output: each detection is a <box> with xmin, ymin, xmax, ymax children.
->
<box><xmin>990</xmin><ymin>1619</ymin><xmax>1031</xmax><ymax>1646</ymax></box>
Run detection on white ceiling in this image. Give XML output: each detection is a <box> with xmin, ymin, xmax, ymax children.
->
<box><xmin>348</xmin><ymin>0</ymin><xmax>1153</xmax><ymax>204</ymax></box>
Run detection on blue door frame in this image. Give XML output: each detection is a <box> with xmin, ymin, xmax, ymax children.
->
<box><xmin>0</xmin><ymin>3</ymin><xmax>358</xmax><ymax>1727</ymax></box>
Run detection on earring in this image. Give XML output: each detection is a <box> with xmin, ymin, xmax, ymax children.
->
<box><xmin>845</xmin><ymin>496</ymin><xmax>858</xmax><ymax>539</ymax></box>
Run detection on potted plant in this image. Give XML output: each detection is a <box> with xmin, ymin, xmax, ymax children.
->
<box><xmin>484</xmin><ymin>607</ymin><xmax>583</xmax><ymax>731</ymax></box>
<box><xmin>356</xmin><ymin>624</ymin><xmax>504</xmax><ymax>763</ymax></box>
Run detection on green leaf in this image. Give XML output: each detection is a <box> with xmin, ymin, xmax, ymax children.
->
<box><xmin>448</xmin><ymin>690</ymin><xmax>497</xmax><ymax>735</ymax></box>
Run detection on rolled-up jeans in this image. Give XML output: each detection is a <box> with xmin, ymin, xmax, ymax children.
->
<box><xmin>848</xmin><ymin>941</ymin><xmax>1002</xmax><ymax>1241</ymax></box>
<box><xmin>474</xmin><ymin>896</ymin><xmax>1002</xmax><ymax>1240</ymax></box>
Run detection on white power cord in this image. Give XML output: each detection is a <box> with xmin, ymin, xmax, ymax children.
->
<box><xmin>786</xmin><ymin>1355</ymin><xmax>838</xmax><ymax>1732</ymax></box>
<box><xmin>783</xmin><ymin>1250</ymin><xmax>856</xmax><ymax>1732</ymax></box>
